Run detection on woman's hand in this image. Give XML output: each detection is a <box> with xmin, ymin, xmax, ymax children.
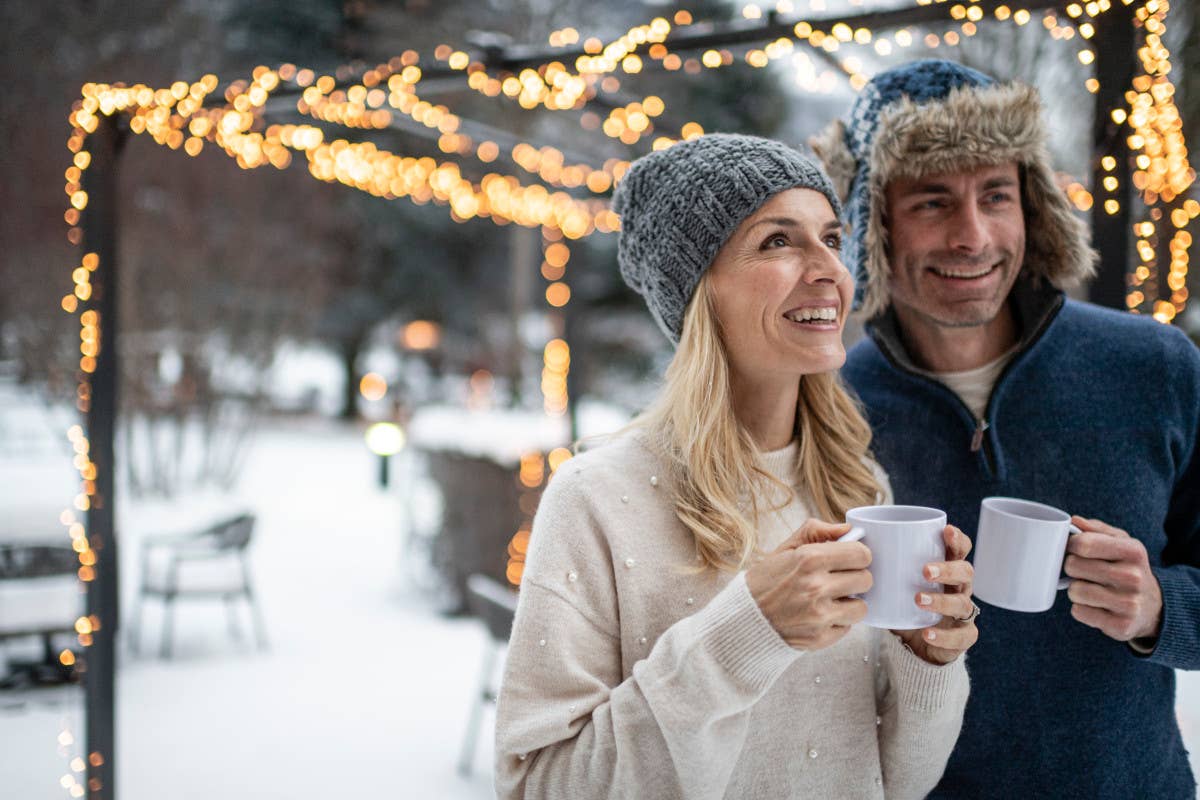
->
<box><xmin>892</xmin><ymin>525</ymin><xmax>979</xmax><ymax>665</ymax></box>
<box><xmin>747</xmin><ymin>520</ymin><xmax>873</xmax><ymax>651</ymax></box>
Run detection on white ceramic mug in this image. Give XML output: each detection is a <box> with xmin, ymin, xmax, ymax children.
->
<box><xmin>973</xmin><ymin>497</ymin><xmax>1082</xmax><ymax>613</ymax></box>
<box><xmin>837</xmin><ymin>505</ymin><xmax>946</xmax><ymax>630</ymax></box>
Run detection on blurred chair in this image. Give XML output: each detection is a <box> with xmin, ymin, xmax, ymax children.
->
<box><xmin>457</xmin><ymin>572</ymin><xmax>518</xmax><ymax>777</ymax></box>
<box><xmin>129</xmin><ymin>512</ymin><xmax>267</xmax><ymax>659</ymax></box>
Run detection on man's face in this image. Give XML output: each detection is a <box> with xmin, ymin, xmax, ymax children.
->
<box><xmin>883</xmin><ymin>162</ymin><xmax>1025</xmax><ymax>329</ymax></box>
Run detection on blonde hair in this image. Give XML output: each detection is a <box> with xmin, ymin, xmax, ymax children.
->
<box><xmin>628</xmin><ymin>273</ymin><xmax>881</xmax><ymax>572</ymax></box>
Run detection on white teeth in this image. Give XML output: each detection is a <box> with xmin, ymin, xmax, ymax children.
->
<box><xmin>933</xmin><ymin>265</ymin><xmax>994</xmax><ymax>279</ymax></box>
<box><xmin>786</xmin><ymin>306</ymin><xmax>838</xmax><ymax>323</ymax></box>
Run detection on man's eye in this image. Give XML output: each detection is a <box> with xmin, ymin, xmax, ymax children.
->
<box><xmin>824</xmin><ymin>235</ymin><xmax>842</xmax><ymax>250</ymax></box>
<box><xmin>986</xmin><ymin>192</ymin><xmax>1014</xmax><ymax>204</ymax></box>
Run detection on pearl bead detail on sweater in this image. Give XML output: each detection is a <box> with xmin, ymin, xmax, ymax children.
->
<box><xmin>624</xmin><ymin>558</ymin><xmax>635</xmax><ymax>568</ymax></box>
<box><xmin>649</xmin><ymin>475</ymin><xmax>658</xmax><ymax>487</ymax></box>
<box><xmin>814</xmin><ymin>676</ymin><xmax>821</xmax><ymax>685</ymax></box>
<box><xmin>567</xmin><ymin>571</ymin><xmax>578</xmax><ymax>582</ymax></box>
<box><xmin>809</xmin><ymin>749</ymin><xmax>819</xmax><ymax>759</ymax></box>
<box><xmin>638</xmin><ymin>636</ymin><xmax>647</xmax><ymax>645</ymax></box>
<box><xmin>538</xmin><ymin>639</ymin><xmax>546</xmax><ymax>647</ymax></box>
<box><xmin>621</xmin><ymin>495</ymin><xmax>629</xmax><ymax>503</ymax></box>
<box><xmin>685</xmin><ymin>597</ymin><xmax>694</xmax><ymax>605</ymax></box>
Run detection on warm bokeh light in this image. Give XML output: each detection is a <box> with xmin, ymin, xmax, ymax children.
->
<box><xmin>401</xmin><ymin>320</ymin><xmax>441</xmax><ymax>350</ymax></box>
<box><xmin>545</xmin><ymin>282</ymin><xmax>571</xmax><ymax>307</ymax></box>
<box><xmin>467</xmin><ymin>369</ymin><xmax>496</xmax><ymax>410</ymax></box>
<box><xmin>359</xmin><ymin>372</ymin><xmax>388</xmax><ymax>401</ymax></box>
<box><xmin>519</xmin><ymin>452</ymin><xmax>545</xmax><ymax>488</ymax></box>
<box><xmin>542</xmin><ymin>338</ymin><xmax>570</xmax><ymax>416</ymax></box>
<box><xmin>548</xmin><ymin>447</ymin><xmax>573</xmax><ymax>472</ymax></box>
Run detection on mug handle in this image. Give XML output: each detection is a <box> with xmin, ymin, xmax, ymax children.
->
<box><xmin>837</xmin><ymin>527</ymin><xmax>867</xmax><ymax>599</ymax></box>
<box><xmin>838</xmin><ymin>526</ymin><xmax>865</xmax><ymax>543</ymax></box>
<box><xmin>1056</xmin><ymin>522</ymin><xmax>1084</xmax><ymax>590</ymax></box>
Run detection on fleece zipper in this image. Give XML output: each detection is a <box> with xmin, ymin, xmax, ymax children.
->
<box><xmin>864</xmin><ymin>285</ymin><xmax>1066</xmax><ymax>478</ymax></box>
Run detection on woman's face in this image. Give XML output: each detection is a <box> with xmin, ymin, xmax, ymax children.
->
<box><xmin>707</xmin><ymin>188</ymin><xmax>854</xmax><ymax>384</ymax></box>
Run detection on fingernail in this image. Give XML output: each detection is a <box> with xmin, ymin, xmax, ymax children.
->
<box><xmin>927</xmin><ymin>565</ymin><xmax>941</xmax><ymax>579</ymax></box>
<box><xmin>926</xmin><ymin>630</ymin><xmax>937</xmax><ymax>641</ymax></box>
<box><xmin>918</xmin><ymin>593</ymin><xmax>933</xmax><ymax>606</ymax></box>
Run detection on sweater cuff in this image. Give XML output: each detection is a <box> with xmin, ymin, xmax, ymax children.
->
<box><xmin>1144</xmin><ymin>565</ymin><xmax>1200</xmax><ymax>669</ymax></box>
<box><xmin>881</xmin><ymin>632</ymin><xmax>968</xmax><ymax>714</ymax></box>
<box><xmin>693</xmin><ymin>572</ymin><xmax>801</xmax><ymax>692</ymax></box>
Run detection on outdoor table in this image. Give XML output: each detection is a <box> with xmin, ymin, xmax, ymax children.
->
<box><xmin>0</xmin><ymin>539</ymin><xmax>82</xmax><ymax>686</ymax></box>
<box><xmin>408</xmin><ymin>405</ymin><xmax>570</xmax><ymax>614</ymax></box>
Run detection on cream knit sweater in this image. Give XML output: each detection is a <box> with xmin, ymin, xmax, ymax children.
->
<box><xmin>495</xmin><ymin>432</ymin><xmax>969</xmax><ymax>799</ymax></box>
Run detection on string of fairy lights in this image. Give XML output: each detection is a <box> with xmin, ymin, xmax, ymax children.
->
<box><xmin>53</xmin><ymin>1</ymin><xmax>1195</xmax><ymax>793</ymax></box>
<box><xmin>1122</xmin><ymin>0</ymin><xmax>1194</xmax><ymax>320</ymax></box>
<box><xmin>505</xmin><ymin>231</ymin><xmax>576</xmax><ymax>584</ymax></box>
<box><xmin>54</xmin><ymin>720</ymin><xmax>99</xmax><ymax>799</ymax></box>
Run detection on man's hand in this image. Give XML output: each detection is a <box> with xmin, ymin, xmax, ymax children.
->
<box><xmin>893</xmin><ymin>525</ymin><xmax>978</xmax><ymax>665</ymax></box>
<box><xmin>1064</xmin><ymin>516</ymin><xmax>1163</xmax><ymax>642</ymax></box>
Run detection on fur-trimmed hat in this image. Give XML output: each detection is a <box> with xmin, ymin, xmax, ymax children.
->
<box><xmin>809</xmin><ymin>59</ymin><xmax>1097</xmax><ymax>318</ymax></box>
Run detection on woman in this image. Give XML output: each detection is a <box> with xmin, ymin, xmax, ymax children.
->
<box><xmin>495</xmin><ymin>134</ymin><xmax>978</xmax><ymax>799</ymax></box>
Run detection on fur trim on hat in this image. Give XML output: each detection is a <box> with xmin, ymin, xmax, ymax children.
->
<box><xmin>808</xmin><ymin>119</ymin><xmax>854</xmax><ymax>203</ymax></box>
<box><xmin>811</xmin><ymin>81</ymin><xmax>1097</xmax><ymax>318</ymax></box>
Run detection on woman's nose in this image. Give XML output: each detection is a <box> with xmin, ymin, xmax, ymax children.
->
<box><xmin>802</xmin><ymin>246</ymin><xmax>848</xmax><ymax>284</ymax></box>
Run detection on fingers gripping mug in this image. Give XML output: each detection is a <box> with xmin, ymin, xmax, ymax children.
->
<box><xmin>837</xmin><ymin>505</ymin><xmax>946</xmax><ymax>629</ymax></box>
<box><xmin>972</xmin><ymin>497</ymin><xmax>1082</xmax><ymax>613</ymax></box>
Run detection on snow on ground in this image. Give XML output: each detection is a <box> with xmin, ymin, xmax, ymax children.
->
<box><xmin>0</xmin><ymin>384</ymin><xmax>1198</xmax><ymax>799</ymax></box>
<box><xmin>1</xmin><ymin>403</ymin><xmax>500</xmax><ymax>799</ymax></box>
<box><xmin>406</xmin><ymin>400</ymin><xmax>630</xmax><ymax>466</ymax></box>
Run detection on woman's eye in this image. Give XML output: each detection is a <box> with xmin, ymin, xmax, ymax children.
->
<box><xmin>761</xmin><ymin>233</ymin><xmax>788</xmax><ymax>249</ymax></box>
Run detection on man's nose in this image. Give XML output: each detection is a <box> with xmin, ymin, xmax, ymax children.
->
<box><xmin>946</xmin><ymin>202</ymin><xmax>990</xmax><ymax>254</ymax></box>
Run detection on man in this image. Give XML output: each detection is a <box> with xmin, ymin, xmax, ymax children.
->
<box><xmin>812</xmin><ymin>59</ymin><xmax>1200</xmax><ymax>798</ymax></box>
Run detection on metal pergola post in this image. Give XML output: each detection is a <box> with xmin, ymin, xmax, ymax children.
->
<box><xmin>81</xmin><ymin>111</ymin><xmax>124</xmax><ymax>800</ymax></box>
<box><xmin>1088</xmin><ymin>1</ymin><xmax>1138</xmax><ymax>309</ymax></box>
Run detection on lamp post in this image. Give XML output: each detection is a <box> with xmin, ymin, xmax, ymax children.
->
<box><xmin>365</xmin><ymin>422</ymin><xmax>406</xmax><ymax>488</ymax></box>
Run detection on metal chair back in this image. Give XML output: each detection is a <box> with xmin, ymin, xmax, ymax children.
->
<box><xmin>465</xmin><ymin>573</ymin><xmax>518</xmax><ymax>642</ymax></box>
<box><xmin>207</xmin><ymin>513</ymin><xmax>255</xmax><ymax>551</ymax></box>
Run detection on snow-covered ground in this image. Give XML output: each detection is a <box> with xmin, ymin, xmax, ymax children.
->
<box><xmin>0</xmin><ymin>399</ymin><xmax>502</xmax><ymax>799</ymax></box>
<box><xmin>0</xmin><ymin>384</ymin><xmax>1198</xmax><ymax>799</ymax></box>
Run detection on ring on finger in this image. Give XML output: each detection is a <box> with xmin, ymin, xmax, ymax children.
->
<box><xmin>954</xmin><ymin>602</ymin><xmax>981</xmax><ymax>624</ymax></box>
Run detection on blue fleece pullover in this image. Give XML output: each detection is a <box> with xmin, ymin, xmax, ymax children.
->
<box><xmin>843</xmin><ymin>282</ymin><xmax>1200</xmax><ymax>799</ymax></box>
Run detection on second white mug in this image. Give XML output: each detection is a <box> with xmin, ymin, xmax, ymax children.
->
<box><xmin>972</xmin><ymin>496</ymin><xmax>1081</xmax><ymax>613</ymax></box>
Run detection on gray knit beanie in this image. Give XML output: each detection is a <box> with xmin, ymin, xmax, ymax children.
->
<box><xmin>613</xmin><ymin>133</ymin><xmax>842</xmax><ymax>344</ymax></box>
